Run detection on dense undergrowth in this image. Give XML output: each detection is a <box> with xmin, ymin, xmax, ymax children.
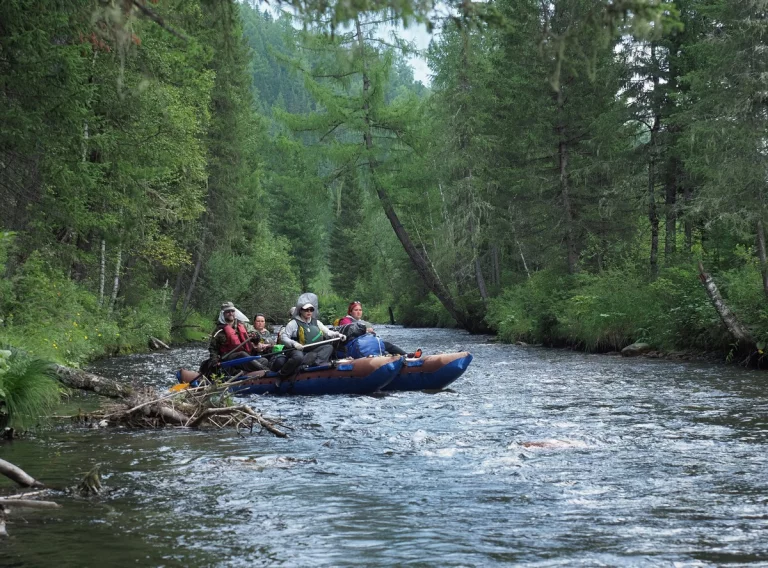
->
<box><xmin>0</xmin><ymin>251</ymin><xmax>189</xmax><ymax>366</ymax></box>
<box><xmin>486</xmin><ymin>262</ymin><xmax>768</xmax><ymax>356</ymax></box>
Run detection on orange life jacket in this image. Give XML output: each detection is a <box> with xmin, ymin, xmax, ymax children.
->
<box><xmin>220</xmin><ymin>322</ymin><xmax>252</xmax><ymax>355</ymax></box>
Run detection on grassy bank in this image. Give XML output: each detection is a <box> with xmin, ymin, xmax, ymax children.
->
<box><xmin>0</xmin><ymin>254</ymin><xmax>208</xmax><ymax>367</ymax></box>
<box><xmin>485</xmin><ymin>263</ymin><xmax>767</xmax><ymax>358</ymax></box>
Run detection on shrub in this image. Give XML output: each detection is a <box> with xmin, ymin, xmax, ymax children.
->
<box><xmin>719</xmin><ymin>261</ymin><xmax>768</xmax><ymax>350</ymax></box>
<box><xmin>315</xmin><ymin>292</ymin><xmax>348</xmax><ymax>324</ymax></box>
<box><xmin>198</xmin><ymin>237</ymin><xmax>299</xmax><ymax>324</ymax></box>
<box><xmin>2</xmin><ymin>252</ymin><xmax>119</xmax><ymax>363</ymax></box>
<box><xmin>172</xmin><ymin>310</ymin><xmax>210</xmax><ymax>343</ymax></box>
<box><xmin>395</xmin><ymin>293</ymin><xmax>455</xmax><ymax>328</ymax></box>
<box><xmin>558</xmin><ymin>271</ymin><xmax>660</xmax><ymax>351</ymax></box>
<box><xmin>115</xmin><ymin>289</ymin><xmax>172</xmax><ymax>352</ymax></box>
<box><xmin>650</xmin><ymin>266</ymin><xmax>727</xmax><ymax>351</ymax></box>
<box><xmin>0</xmin><ymin>347</ymin><xmax>60</xmax><ymax>430</ymax></box>
<box><xmin>487</xmin><ymin>264</ymin><xmax>732</xmax><ymax>353</ymax></box>
<box><xmin>486</xmin><ymin>270</ymin><xmax>571</xmax><ymax>344</ymax></box>
<box><xmin>0</xmin><ymin>232</ymin><xmax>15</xmax><ymax>322</ymax></box>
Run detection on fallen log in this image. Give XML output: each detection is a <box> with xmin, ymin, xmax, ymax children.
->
<box><xmin>0</xmin><ymin>499</ymin><xmax>61</xmax><ymax>510</ymax></box>
<box><xmin>698</xmin><ymin>261</ymin><xmax>754</xmax><ymax>345</ymax></box>
<box><xmin>148</xmin><ymin>336</ymin><xmax>170</xmax><ymax>350</ymax></box>
<box><xmin>0</xmin><ymin>458</ymin><xmax>45</xmax><ymax>488</ymax></box>
<box><xmin>54</xmin><ymin>364</ymin><xmax>132</xmax><ymax>399</ymax></box>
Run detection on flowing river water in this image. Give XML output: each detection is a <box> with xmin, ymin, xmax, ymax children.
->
<box><xmin>2</xmin><ymin>327</ymin><xmax>768</xmax><ymax>566</ymax></box>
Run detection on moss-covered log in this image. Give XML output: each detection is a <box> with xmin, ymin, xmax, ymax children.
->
<box><xmin>54</xmin><ymin>365</ymin><xmax>132</xmax><ymax>399</ymax></box>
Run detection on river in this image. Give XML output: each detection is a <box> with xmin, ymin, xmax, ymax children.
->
<box><xmin>2</xmin><ymin>327</ymin><xmax>768</xmax><ymax>566</ymax></box>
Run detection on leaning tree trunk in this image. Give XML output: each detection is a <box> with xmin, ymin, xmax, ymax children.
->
<box><xmin>698</xmin><ymin>261</ymin><xmax>754</xmax><ymax>345</ymax></box>
<box><xmin>354</xmin><ymin>17</ymin><xmax>474</xmax><ymax>331</ymax></box>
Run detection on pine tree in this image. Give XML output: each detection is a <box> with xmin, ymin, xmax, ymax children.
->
<box><xmin>329</xmin><ymin>169</ymin><xmax>368</xmax><ymax>297</ymax></box>
<box><xmin>678</xmin><ymin>0</ymin><xmax>768</xmax><ymax>295</ymax></box>
<box><xmin>487</xmin><ymin>0</ymin><xmax>632</xmax><ymax>275</ymax></box>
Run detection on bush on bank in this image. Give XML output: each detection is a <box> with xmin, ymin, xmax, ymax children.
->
<box><xmin>0</xmin><ymin>346</ymin><xmax>60</xmax><ymax>429</ymax></box>
<box><xmin>0</xmin><ymin>251</ymin><xmax>173</xmax><ymax>366</ymax></box>
<box><xmin>486</xmin><ymin>263</ymin><xmax>765</xmax><ymax>355</ymax></box>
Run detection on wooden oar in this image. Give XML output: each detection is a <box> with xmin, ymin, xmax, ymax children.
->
<box><xmin>292</xmin><ymin>336</ymin><xmax>344</xmax><ymax>350</ymax></box>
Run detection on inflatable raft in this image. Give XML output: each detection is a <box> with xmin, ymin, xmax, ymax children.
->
<box><xmin>384</xmin><ymin>351</ymin><xmax>473</xmax><ymax>392</ymax></box>
<box><xmin>177</xmin><ymin>355</ymin><xmax>403</xmax><ymax>396</ymax></box>
<box><xmin>176</xmin><ymin>351</ymin><xmax>473</xmax><ymax>396</ymax></box>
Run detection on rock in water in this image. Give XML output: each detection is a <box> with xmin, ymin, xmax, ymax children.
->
<box><xmin>621</xmin><ymin>342</ymin><xmax>652</xmax><ymax>357</ymax></box>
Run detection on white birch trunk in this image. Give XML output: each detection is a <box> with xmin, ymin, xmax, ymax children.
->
<box><xmin>98</xmin><ymin>239</ymin><xmax>106</xmax><ymax>307</ymax></box>
<box><xmin>698</xmin><ymin>261</ymin><xmax>753</xmax><ymax>344</ymax></box>
<box><xmin>108</xmin><ymin>247</ymin><xmax>121</xmax><ymax>314</ymax></box>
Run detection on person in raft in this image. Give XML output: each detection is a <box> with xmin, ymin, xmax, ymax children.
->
<box><xmin>207</xmin><ymin>302</ymin><xmax>269</xmax><ymax>372</ymax></box>
<box><xmin>338</xmin><ymin>301</ymin><xmax>421</xmax><ymax>358</ymax></box>
<box><xmin>252</xmin><ymin>313</ymin><xmax>276</xmax><ymax>348</ymax></box>
<box><xmin>278</xmin><ymin>293</ymin><xmax>346</xmax><ymax>377</ymax></box>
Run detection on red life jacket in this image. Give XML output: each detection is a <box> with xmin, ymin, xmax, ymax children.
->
<box><xmin>219</xmin><ymin>322</ymin><xmax>252</xmax><ymax>355</ymax></box>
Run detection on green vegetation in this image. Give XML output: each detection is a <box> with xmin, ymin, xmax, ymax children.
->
<box><xmin>0</xmin><ymin>347</ymin><xmax>60</xmax><ymax>429</ymax></box>
<box><xmin>2</xmin><ymin>0</ymin><xmax>768</xmax><ymax>385</ymax></box>
<box><xmin>486</xmin><ymin>266</ymin><xmax>729</xmax><ymax>353</ymax></box>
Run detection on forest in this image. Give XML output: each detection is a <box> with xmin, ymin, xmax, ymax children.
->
<box><xmin>1</xmin><ymin>0</ymin><xmax>767</xmax><ymax>396</ymax></box>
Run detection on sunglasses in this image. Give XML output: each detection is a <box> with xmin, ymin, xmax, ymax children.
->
<box><xmin>224</xmin><ymin>309</ymin><xmax>235</xmax><ymax>313</ymax></box>
<box><xmin>301</xmin><ymin>307</ymin><xmax>315</xmax><ymax>312</ymax></box>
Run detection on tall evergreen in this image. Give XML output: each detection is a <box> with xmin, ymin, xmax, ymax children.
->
<box><xmin>677</xmin><ymin>0</ymin><xmax>768</xmax><ymax>284</ymax></box>
<box><xmin>486</xmin><ymin>0</ymin><xmax>632</xmax><ymax>275</ymax></box>
<box><xmin>329</xmin><ymin>169</ymin><xmax>368</xmax><ymax>297</ymax></box>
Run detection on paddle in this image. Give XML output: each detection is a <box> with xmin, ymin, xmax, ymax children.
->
<box><xmin>222</xmin><ymin>337</ymin><xmax>344</xmax><ymax>367</ymax></box>
<box><xmin>290</xmin><ymin>336</ymin><xmax>345</xmax><ymax>350</ymax></box>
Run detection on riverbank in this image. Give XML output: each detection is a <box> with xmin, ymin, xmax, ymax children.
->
<box><xmin>483</xmin><ymin>265</ymin><xmax>765</xmax><ymax>364</ymax></box>
<box><xmin>511</xmin><ymin>340</ymin><xmax>731</xmax><ymax>365</ymax></box>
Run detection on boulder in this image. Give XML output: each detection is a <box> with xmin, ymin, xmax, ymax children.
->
<box><xmin>621</xmin><ymin>342</ymin><xmax>652</xmax><ymax>357</ymax></box>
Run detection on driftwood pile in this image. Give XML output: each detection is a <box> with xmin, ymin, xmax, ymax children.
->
<box><xmin>92</xmin><ymin>382</ymin><xmax>288</xmax><ymax>436</ymax></box>
<box><xmin>53</xmin><ymin>364</ymin><xmax>287</xmax><ymax>436</ymax></box>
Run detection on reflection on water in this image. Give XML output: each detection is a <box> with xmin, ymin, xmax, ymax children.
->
<box><xmin>3</xmin><ymin>327</ymin><xmax>768</xmax><ymax>566</ymax></box>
